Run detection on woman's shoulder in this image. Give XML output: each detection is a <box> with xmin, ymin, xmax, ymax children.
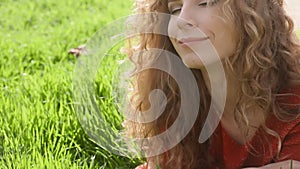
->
<box><xmin>248</xmin><ymin>85</ymin><xmax>300</xmax><ymax>163</ymax></box>
<box><xmin>264</xmin><ymin>84</ymin><xmax>300</xmax><ymax>145</ymax></box>
<box><xmin>265</xmin><ymin>84</ymin><xmax>300</xmax><ymax>146</ymax></box>
<box><xmin>265</xmin><ymin>113</ymin><xmax>300</xmax><ymax>139</ymax></box>
<box><xmin>276</xmin><ymin>84</ymin><xmax>300</xmax><ymax>110</ymax></box>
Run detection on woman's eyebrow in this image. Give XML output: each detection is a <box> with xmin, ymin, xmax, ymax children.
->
<box><xmin>168</xmin><ymin>0</ymin><xmax>180</xmax><ymax>3</ymax></box>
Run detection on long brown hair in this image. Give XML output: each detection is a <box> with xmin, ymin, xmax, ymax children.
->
<box><xmin>223</xmin><ymin>0</ymin><xmax>300</xmax><ymax>156</ymax></box>
<box><xmin>123</xmin><ymin>0</ymin><xmax>300</xmax><ymax>168</ymax></box>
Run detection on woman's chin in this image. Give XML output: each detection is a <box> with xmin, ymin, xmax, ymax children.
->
<box><xmin>181</xmin><ymin>59</ymin><xmax>204</xmax><ymax>69</ymax></box>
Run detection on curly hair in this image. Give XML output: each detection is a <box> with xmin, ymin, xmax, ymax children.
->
<box><xmin>123</xmin><ymin>0</ymin><xmax>300</xmax><ymax>168</ymax></box>
<box><xmin>223</xmin><ymin>0</ymin><xmax>300</xmax><ymax>156</ymax></box>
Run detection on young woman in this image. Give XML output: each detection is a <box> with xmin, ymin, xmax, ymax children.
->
<box><xmin>122</xmin><ymin>0</ymin><xmax>300</xmax><ymax>168</ymax></box>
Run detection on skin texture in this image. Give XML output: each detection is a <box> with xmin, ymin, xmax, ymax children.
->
<box><xmin>168</xmin><ymin>0</ymin><xmax>263</xmax><ymax>145</ymax></box>
<box><xmin>168</xmin><ymin>0</ymin><xmax>238</xmax><ymax>68</ymax></box>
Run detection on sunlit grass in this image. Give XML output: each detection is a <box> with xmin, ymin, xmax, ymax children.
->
<box><xmin>1</xmin><ymin>1</ymin><xmax>300</xmax><ymax>168</ymax></box>
<box><xmin>0</xmin><ymin>0</ymin><xmax>142</xmax><ymax>168</ymax></box>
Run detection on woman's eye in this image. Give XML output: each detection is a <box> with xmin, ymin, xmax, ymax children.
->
<box><xmin>170</xmin><ymin>7</ymin><xmax>181</xmax><ymax>15</ymax></box>
<box><xmin>198</xmin><ymin>2</ymin><xmax>208</xmax><ymax>7</ymax></box>
<box><xmin>199</xmin><ymin>0</ymin><xmax>219</xmax><ymax>7</ymax></box>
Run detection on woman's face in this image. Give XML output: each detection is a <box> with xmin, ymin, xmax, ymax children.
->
<box><xmin>167</xmin><ymin>0</ymin><xmax>238</xmax><ymax>68</ymax></box>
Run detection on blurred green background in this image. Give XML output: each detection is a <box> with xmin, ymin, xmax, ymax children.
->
<box><xmin>0</xmin><ymin>0</ymin><xmax>142</xmax><ymax>168</ymax></box>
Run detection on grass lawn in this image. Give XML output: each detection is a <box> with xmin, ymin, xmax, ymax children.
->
<box><xmin>1</xmin><ymin>0</ymin><xmax>300</xmax><ymax>169</ymax></box>
<box><xmin>0</xmin><ymin>0</ymin><xmax>142</xmax><ymax>168</ymax></box>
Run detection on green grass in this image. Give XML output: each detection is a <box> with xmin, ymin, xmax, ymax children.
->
<box><xmin>2</xmin><ymin>0</ymin><xmax>300</xmax><ymax>168</ymax></box>
<box><xmin>0</xmin><ymin>0</ymin><xmax>143</xmax><ymax>168</ymax></box>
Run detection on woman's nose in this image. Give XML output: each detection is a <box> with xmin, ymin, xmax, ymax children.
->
<box><xmin>176</xmin><ymin>8</ymin><xmax>196</xmax><ymax>30</ymax></box>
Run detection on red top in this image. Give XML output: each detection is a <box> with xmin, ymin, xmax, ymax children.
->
<box><xmin>136</xmin><ymin>85</ymin><xmax>300</xmax><ymax>169</ymax></box>
<box><xmin>210</xmin><ymin>85</ymin><xmax>300</xmax><ymax>169</ymax></box>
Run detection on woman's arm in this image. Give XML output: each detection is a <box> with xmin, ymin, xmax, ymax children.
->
<box><xmin>243</xmin><ymin>160</ymin><xmax>300</xmax><ymax>169</ymax></box>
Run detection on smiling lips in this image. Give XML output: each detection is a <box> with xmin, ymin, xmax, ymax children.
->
<box><xmin>178</xmin><ymin>37</ymin><xmax>209</xmax><ymax>46</ymax></box>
